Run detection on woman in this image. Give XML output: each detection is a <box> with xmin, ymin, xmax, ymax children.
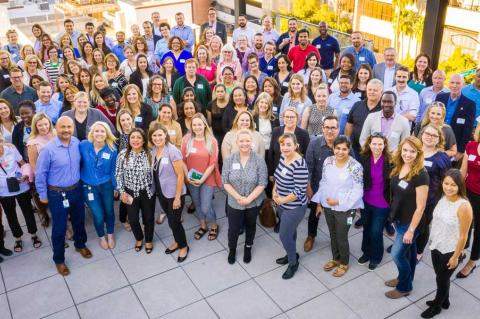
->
<box><xmin>12</xmin><ymin>101</ymin><xmax>35</xmax><ymax>161</ymax></box>
<box><xmin>52</xmin><ymin>74</ymin><xmax>71</xmax><ymax>102</ymax></box>
<box><xmin>22</xmin><ymin>55</ymin><xmax>48</xmax><ymax>85</ymax></box>
<box><xmin>59</xmin><ymin>35</ymin><xmax>81</xmax><ymax>59</ymax></box>
<box><xmin>223</xmin><ymin>129</ymin><xmax>268</xmax><ymax>264</ymax></box>
<box><xmin>17</xmin><ymin>45</ymin><xmax>35</xmax><ymax>71</ymax></box>
<box><xmin>235</xmin><ymin>35</ymin><xmax>249</xmax><ymax>67</ymax></box>
<box><xmin>76</xmin><ymin>34</ymin><xmax>88</xmax><ymax>56</ymax></box>
<box><xmin>122</xmin><ymin>84</ymin><xmax>154</xmax><ymax>131</ymax></box>
<box><xmin>301</xmin><ymin>85</ymin><xmax>336</xmax><ymax>136</ymax></box>
<box><xmin>216</xmin><ymin>43</ymin><xmax>242</xmax><ymax>82</ymax></box>
<box><xmin>274</xmin><ymin>54</ymin><xmax>293</xmax><ymax>96</ymax></box>
<box><xmin>416</xmin><ymin>125</ymin><xmax>451</xmax><ymax>261</ymax></box>
<box><xmin>207</xmin><ymin>84</ymin><xmax>229</xmax><ymax>147</ymax></box>
<box><xmin>79</xmin><ymin>121</ymin><xmax>117</xmax><ymax>249</ymax></box>
<box><xmin>328</xmin><ymin>53</ymin><xmax>356</xmax><ymax>93</ymax></box>
<box><xmin>196</xmin><ymin>45</ymin><xmax>217</xmax><ymax>89</ymax></box>
<box><xmin>60</xmin><ymin>85</ymin><xmax>79</xmax><ymax>114</ymax></box>
<box><xmin>0</xmin><ymin>134</ymin><xmax>41</xmax><ymax>252</ymax></box>
<box><xmin>65</xmin><ymin>60</ymin><xmax>82</xmax><ymax>87</ymax></box>
<box><xmin>181</xmin><ymin>113</ymin><xmax>221</xmax><ymax>241</ymax></box>
<box><xmin>421</xmin><ymin>169</ymin><xmax>472</xmax><ymax>318</ymax></box>
<box><xmin>209</xmin><ymin>35</ymin><xmax>222</xmax><ymax>65</ymax></box>
<box><xmin>157</xmin><ymin>104</ymin><xmax>182</xmax><ymax>148</ymax></box>
<box><xmin>160</xmin><ymin>57</ymin><xmax>180</xmax><ymax>94</ymax></box>
<box><xmin>219</xmin><ymin>66</ymin><xmax>240</xmax><ymax>95</ymax></box>
<box><xmin>262</xmin><ymin>77</ymin><xmax>283</xmax><ymax>115</ymax></box>
<box><xmin>90</xmin><ymin>48</ymin><xmax>105</xmax><ymax>75</ymax></box>
<box><xmin>39</xmin><ymin>34</ymin><xmax>55</xmax><ymax>63</ymax></box>
<box><xmin>385</xmin><ymin>136</ymin><xmax>429</xmax><ymax>299</ymax></box>
<box><xmin>409</xmin><ymin>53</ymin><xmax>433</xmax><ymax>93</ymax></box>
<box><xmin>93</xmin><ymin>31</ymin><xmax>111</xmax><ymax>55</ymax></box>
<box><xmin>0</xmin><ymin>99</ymin><xmax>18</xmax><ymax>144</ymax></box>
<box><xmin>103</xmin><ymin>53</ymin><xmax>128</xmax><ymax>99</ymax></box>
<box><xmin>313</xmin><ymin>136</ymin><xmax>363</xmax><ymax>277</ymax></box>
<box><xmin>458</xmin><ymin>126</ymin><xmax>480</xmax><ymax>278</ymax></box>
<box><xmin>273</xmin><ymin>133</ymin><xmax>309</xmax><ymax>279</ymax></box>
<box><xmin>78</xmin><ymin>68</ymin><xmax>92</xmax><ymax>93</ymax></box>
<box><xmin>144</xmin><ymin>75</ymin><xmax>175</xmax><ymax>119</ymax></box>
<box><xmin>306</xmin><ymin>67</ymin><xmax>326</xmax><ymax>102</ymax></box>
<box><xmin>129</xmin><ymin>54</ymin><xmax>153</xmax><ymax>97</ymax></box>
<box><xmin>60</xmin><ymin>47</ymin><xmax>86</xmax><ymax>74</ymax></box>
<box><xmin>352</xmin><ymin>64</ymin><xmax>373</xmax><ymax>100</ymax></box>
<box><xmin>150</xmin><ymin>123</ymin><xmax>189</xmax><ymax>262</ymax></box>
<box><xmin>222</xmin><ymin>87</ymin><xmax>248</xmax><ymax>133</ymax></box>
<box><xmin>358</xmin><ymin>133</ymin><xmax>392</xmax><ymax>271</ymax></box>
<box><xmin>413</xmin><ymin>102</ymin><xmax>457</xmax><ymax>158</ymax></box>
<box><xmin>115</xmin><ymin>128</ymin><xmax>155</xmax><ymax>253</ymax></box>
<box><xmin>244</xmin><ymin>75</ymin><xmax>259</xmax><ymax>109</ymax></box>
<box><xmin>160</xmin><ymin>36</ymin><xmax>193</xmax><ymax>76</ymax></box>
<box><xmin>90</xmin><ymin>73</ymin><xmax>107</xmax><ymax>107</ymax></box>
<box><xmin>81</xmin><ymin>42</ymin><xmax>94</xmax><ymax>68</ymax></box>
<box><xmin>133</xmin><ymin>36</ymin><xmax>159</xmax><ymax>74</ymax></box>
<box><xmin>297</xmin><ymin>53</ymin><xmax>326</xmax><ymax>85</ymax></box>
<box><xmin>44</xmin><ymin>45</ymin><xmax>61</xmax><ymax>87</ymax></box>
<box><xmin>252</xmin><ymin>92</ymin><xmax>279</xmax><ymax>157</ymax></box>
<box><xmin>279</xmin><ymin>74</ymin><xmax>312</xmax><ymax>124</ymax></box>
<box><xmin>177</xmin><ymin>100</ymin><xmax>199</xmax><ymax>136</ymax></box>
<box><xmin>222</xmin><ymin>110</ymin><xmax>265</xmax><ymax>160</ymax></box>
<box><xmin>63</xmin><ymin>92</ymin><xmax>114</xmax><ymax>141</ymax></box>
<box><xmin>119</xmin><ymin>45</ymin><xmax>137</xmax><ymax>81</ymax></box>
<box><xmin>29</xmin><ymin>75</ymin><xmax>44</xmax><ymax>91</ymax></box>
<box><xmin>31</xmin><ymin>24</ymin><xmax>44</xmax><ymax>54</ymax></box>
<box><xmin>198</xmin><ymin>27</ymin><xmax>214</xmax><ymax>48</ymax></box>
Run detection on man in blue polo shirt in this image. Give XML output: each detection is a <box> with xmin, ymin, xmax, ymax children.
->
<box><xmin>312</xmin><ymin>21</ymin><xmax>340</xmax><ymax>76</ymax></box>
<box><xmin>342</xmin><ymin>31</ymin><xmax>376</xmax><ymax>70</ymax></box>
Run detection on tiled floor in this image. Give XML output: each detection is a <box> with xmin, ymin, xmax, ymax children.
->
<box><xmin>1</xmin><ymin>190</ymin><xmax>479</xmax><ymax>319</ymax></box>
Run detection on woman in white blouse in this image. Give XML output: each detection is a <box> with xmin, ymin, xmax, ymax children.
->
<box><xmin>313</xmin><ymin>135</ymin><xmax>363</xmax><ymax>277</ymax></box>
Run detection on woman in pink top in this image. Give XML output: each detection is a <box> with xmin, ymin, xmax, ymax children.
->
<box><xmin>181</xmin><ymin>113</ymin><xmax>221</xmax><ymax>241</ymax></box>
<box><xmin>27</xmin><ymin>113</ymin><xmax>55</xmax><ymax>227</ymax></box>
<box><xmin>195</xmin><ymin>45</ymin><xmax>217</xmax><ymax>90</ymax></box>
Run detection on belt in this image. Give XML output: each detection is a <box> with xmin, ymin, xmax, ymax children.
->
<box><xmin>48</xmin><ymin>183</ymin><xmax>79</xmax><ymax>192</ymax></box>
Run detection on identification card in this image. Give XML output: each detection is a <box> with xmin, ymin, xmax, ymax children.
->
<box><xmin>281</xmin><ymin>167</ymin><xmax>288</xmax><ymax>176</ymax></box>
<box><xmin>197</xmin><ymin>84</ymin><xmax>204</xmax><ymax>89</ymax></box>
<box><xmin>180</xmin><ymin>59</ymin><xmax>185</xmax><ymax>63</ymax></box>
<box><xmin>456</xmin><ymin>118</ymin><xmax>465</xmax><ymax>124</ymax></box>
<box><xmin>190</xmin><ymin>147</ymin><xmax>197</xmax><ymax>153</ymax></box>
<box><xmin>273</xmin><ymin>106</ymin><xmax>278</xmax><ymax>112</ymax></box>
<box><xmin>3</xmin><ymin>74</ymin><xmax>9</xmax><ymax>79</ymax></box>
<box><xmin>282</xmin><ymin>82</ymin><xmax>289</xmax><ymax>87</ymax></box>
<box><xmin>102</xmin><ymin>152</ymin><xmax>110</xmax><ymax>160</ymax></box>
<box><xmin>63</xmin><ymin>199</ymin><xmax>70</xmax><ymax>208</ymax></box>
<box><xmin>111</xmin><ymin>82</ymin><xmax>118</xmax><ymax>87</ymax></box>
<box><xmin>316</xmin><ymin>44</ymin><xmax>321</xmax><ymax>49</ymax></box>
<box><xmin>398</xmin><ymin>180</ymin><xmax>409</xmax><ymax>189</ymax></box>
<box><xmin>391</xmin><ymin>131</ymin><xmax>400</xmax><ymax>138</ymax></box>
<box><xmin>425</xmin><ymin>98</ymin><xmax>432</xmax><ymax>104</ymax></box>
<box><xmin>206</xmin><ymin>66</ymin><xmax>212</xmax><ymax>71</ymax></box>
<box><xmin>161</xmin><ymin>157</ymin><xmax>169</xmax><ymax>164</ymax></box>
<box><xmin>135</xmin><ymin>116</ymin><xmax>142</xmax><ymax>122</ymax></box>
<box><xmin>468</xmin><ymin>154</ymin><xmax>477</xmax><ymax>161</ymax></box>
<box><xmin>168</xmin><ymin>129</ymin><xmax>176</xmax><ymax>136</ymax></box>
<box><xmin>232</xmin><ymin>163</ymin><xmax>241</xmax><ymax>170</ymax></box>
<box><xmin>88</xmin><ymin>193</ymin><xmax>94</xmax><ymax>201</ymax></box>
<box><xmin>328</xmin><ymin>78</ymin><xmax>333</xmax><ymax>84</ymax></box>
<box><xmin>342</xmin><ymin>108</ymin><xmax>350</xmax><ymax>114</ymax></box>
<box><xmin>359</xmin><ymin>56</ymin><xmax>366</xmax><ymax>62</ymax></box>
<box><xmin>347</xmin><ymin>217</ymin><xmax>353</xmax><ymax>225</ymax></box>
<box><xmin>424</xmin><ymin>160</ymin><xmax>432</xmax><ymax>167</ymax></box>
<box><xmin>267</xmin><ymin>65</ymin><xmax>273</xmax><ymax>70</ymax></box>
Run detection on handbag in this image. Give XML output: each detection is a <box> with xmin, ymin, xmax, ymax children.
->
<box><xmin>0</xmin><ymin>163</ymin><xmax>20</xmax><ymax>193</ymax></box>
<box><xmin>259</xmin><ymin>198</ymin><xmax>277</xmax><ymax>228</ymax></box>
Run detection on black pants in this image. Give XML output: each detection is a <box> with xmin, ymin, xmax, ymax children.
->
<box><xmin>227</xmin><ymin>205</ymin><xmax>259</xmax><ymax>250</ymax></box>
<box><xmin>119</xmin><ymin>202</ymin><xmax>128</xmax><ymax>223</ymax></box>
<box><xmin>0</xmin><ymin>191</ymin><xmax>37</xmax><ymax>238</ymax></box>
<box><xmin>157</xmin><ymin>192</ymin><xmax>187</xmax><ymax>248</ymax></box>
<box><xmin>307</xmin><ymin>202</ymin><xmax>319</xmax><ymax>237</ymax></box>
<box><xmin>126</xmin><ymin>189</ymin><xmax>155</xmax><ymax>243</ymax></box>
<box><xmin>465</xmin><ymin>190</ymin><xmax>480</xmax><ymax>260</ymax></box>
<box><xmin>431</xmin><ymin>249</ymin><xmax>456</xmax><ymax>306</ymax></box>
<box><xmin>416</xmin><ymin>202</ymin><xmax>436</xmax><ymax>255</ymax></box>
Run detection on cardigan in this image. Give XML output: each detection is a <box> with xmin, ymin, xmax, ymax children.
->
<box><xmin>62</xmin><ymin>108</ymin><xmax>116</xmax><ymax>138</ymax></box>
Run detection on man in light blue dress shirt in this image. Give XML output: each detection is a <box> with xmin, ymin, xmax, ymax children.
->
<box><xmin>34</xmin><ymin>81</ymin><xmax>62</xmax><ymax>124</ymax></box>
<box><xmin>328</xmin><ymin>75</ymin><xmax>360</xmax><ymax>134</ymax></box>
<box><xmin>171</xmin><ymin>12</ymin><xmax>194</xmax><ymax>52</ymax></box>
<box><xmin>342</xmin><ymin>32</ymin><xmax>376</xmax><ymax>70</ymax></box>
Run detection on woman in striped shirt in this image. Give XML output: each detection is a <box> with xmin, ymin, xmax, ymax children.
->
<box><xmin>273</xmin><ymin>132</ymin><xmax>309</xmax><ymax>280</ymax></box>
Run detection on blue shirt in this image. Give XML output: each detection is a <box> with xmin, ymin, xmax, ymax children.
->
<box><xmin>342</xmin><ymin>46</ymin><xmax>376</xmax><ymax>70</ymax></box>
<box><xmin>312</xmin><ymin>34</ymin><xmax>340</xmax><ymax>70</ymax></box>
<box><xmin>417</xmin><ymin>87</ymin><xmax>449</xmax><ymax>123</ymax></box>
<box><xmin>170</xmin><ymin>25</ymin><xmax>195</xmax><ymax>52</ymax></box>
<box><xmin>35</xmin><ymin>137</ymin><xmax>81</xmax><ymax>199</ymax></box>
<box><xmin>34</xmin><ymin>99</ymin><xmax>63</xmax><ymax>124</ymax></box>
<box><xmin>3</xmin><ymin>44</ymin><xmax>22</xmax><ymax>63</ymax></box>
<box><xmin>259</xmin><ymin>56</ymin><xmax>277</xmax><ymax>76</ymax></box>
<box><xmin>160</xmin><ymin>50</ymin><xmax>193</xmax><ymax>76</ymax></box>
<box><xmin>462</xmin><ymin>84</ymin><xmax>480</xmax><ymax>124</ymax></box>
<box><xmin>445</xmin><ymin>96</ymin><xmax>460</xmax><ymax>125</ymax></box>
<box><xmin>328</xmin><ymin>91</ymin><xmax>361</xmax><ymax>134</ymax></box>
<box><xmin>79</xmin><ymin>140</ymin><xmax>118</xmax><ymax>188</ymax></box>
<box><xmin>111</xmin><ymin>43</ymin><xmax>126</xmax><ymax>63</ymax></box>
<box><xmin>154</xmin><ymin>38</ymin><xmax>169</xmax><ymax>63</ymax></box>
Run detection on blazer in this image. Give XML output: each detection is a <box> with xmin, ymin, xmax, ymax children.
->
<box><xmin>62</xmin><ymin>108</ymin><xmax>117</xmax><ymax>138</ymax></box>
<box><xmin>146</xmin><ymin>34</ymin><xmax>162</xmax><ymax>50</ymax></box>
<box><xmin>201</xmin><ymin>21</ymin><xmax>227</xmax><ymax>44</ymax></box>
<box><xmin>12</xmin><ymin>121</ymin><xmax>27</xmax><ymax>160</ymax></box>
<box><xmin>253</xmin><ymin>115</ymin><xmax>280</xmax><ymax>133</ymax></box>
<box><xmin>129</xmin><ymin>70</ymin><xmax>152</xmax><ymax>96</ymax></box>
<box><xmin>372</xmin><ymin>63</ymin><xmax>402</xmax><ymax>86</ymax></box>
<box><xmin>359</xmin><ymin>111</ymin><xmax>410</xmax><ymax>152</ymax></box>
<box><xmin>435</xmin><ymin>92</ymin><xmax>476</xmax><ymax>153</ymax></box>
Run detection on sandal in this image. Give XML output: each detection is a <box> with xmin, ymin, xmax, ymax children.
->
<box><xmin>32</xmin><ymin>236</ymin><xmax>42</xmax><ymax>249</ymax></box>
<box><xmin>323</xmin><ymin>260</ymin><xmax>339</xmax><ymax>272</ymax></box>
<box><xmin>14</xmin><ymin>240</ymin><xmax>23</xmax><ymax>253</ymax></box>
<box><xmin>135</xmin><ymin>241</ymin><xmax>143</xmax><ymax>252</ymax></box>
<box><xmin>145</xmin><ymin>243</ymin><xmax>153</xmax><ymax>254</ymax></box>
<box><xmin>208</xmin><ymin>226</ymin><xmax>219</xmax><ymax>241</ymax></box>
<box><xmin>333</xmin><ymin>264</ymin><xmax>349</xmax><ymax>277</ymax></box>
<box><xmin>194</xmin><ymin>227</ymin><xmax>208</xmax><ymax>240</ymax></box>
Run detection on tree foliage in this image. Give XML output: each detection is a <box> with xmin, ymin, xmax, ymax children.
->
<box><xmin>438</xmin><ymin>47</ymin><xmax>478</xmax><ymax>84</ymax></box>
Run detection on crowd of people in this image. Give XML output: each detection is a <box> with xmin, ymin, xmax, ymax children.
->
<box><xmin>0</xmin><ymin>8</ymin><xmax>479</xmax><ymax>318</ymax></box>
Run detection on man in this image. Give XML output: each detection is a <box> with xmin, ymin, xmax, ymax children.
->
<box><xmin>342</xmin><ymin>31</ymin><xmax>376</xmax><ymax>70</ymax></box>
<box><xmin>360</xmin><ymin>91</ymin><xmax>411</xmax><ymax>152</ymax></box>
<box><xmin>261</xmin><ymin>15</ymin><xmax>279</xmax><ymax>44</ymax></box>
<box><xmin>34</xmin><ymin>81</ymin><xmax>62</xmax><ymax>124</ymax></box>
<box><xmin>373</xmin><ymin>48</ymin><xmax>401</xmax><ymax>89</ymax></box>
<box><xmin>417</xmin><ymin>70</ymin><xmax>448</xmax><ymax>123</ymax></box>
<box><xmin>201</xmin><ymin>7</ymin><xmax>227</xmax><ymax>44</ymax></box>
<box><xmin>436</xmin><ymin>74</ymin><xmax>476</xmax><ymax>162</ymax></box>
<box><xmin>287</xmin><ymin>29</ymin><xmax>320</xmax><ymax>73</ymax></box>
<box><xmin>241</xmin><ymin>33</ymin><xmax>264</xmax><ymax>72</ymax></box>
<box><xmin>172</xmin><ymin>59</ymin><xmax>211</xmax><ymax>108</ymax></box>
<box><xmin>151</xmin><ymin>11</ymin><xmax>162</xmax><ymax>37</ymax></box>
<box><xmin>0</xmin><ymin>68</ymin><xmax>38</xmax><ymax>114</ymax></box>
<box><xmin>154</xmin><ymin>23</ymin><xmax>171</xmax><ymax>64</ymax></box>
<box><xmin>243</xmin><ymin>53</ymin><xmax>268</xmax><ymax>86</ymax></box>
<box><xmin>345</xmin><ymin>79</ymin><xmax>383</xmax><ymax>158</ymax></box>
<box><xmin>276</xmin><ymin>17</ymin><xmax>299</xmax><ymax>55</ymax></box>
<box><xmin>111</xmin><ymin>31</ymin><xmax>126</xmax><ymax>63</ymax></box>
<box><xmin>259</xmin><ymin>41</ymin><xmax>277</xmax><ymax>77</ymax></box>
<box><xmin>56</xmin><ymin>19</ymin><xmax>81</xmax><ymax>49</ymax></box>
<box><xmin>142</xmin><ymin>21</ymin><xmax>161</xmax><ymax>54</ymax></box>
<box><xmin>462</xmin><ymin>68</ymin><xmax>480</xmax><ymax>124</ymax></box>
<box><xmin>391</xmin><ymin>66</ymin><xmax>420</xmax><ymax>123</ymax></box>
<box><xmin>3</xmin><ymin>29</ymin><xmax>22</xmax><ymax>64</ymax></box>
<box><xmin>85</xmin><ymin>22</ymin><xmax>96</xmax><ymax>44</ymax></box>
<box><xmin>96</xmin><ymin>87</ymin><xmax>118</xmax><ymax>126</ymax></box>
<box><xmin>327</xmin><ymin>75</ymin><xmax>360</xmax><ymax>134</ymax></box>
<box><xmin>312</xmin><ymin>21</ymin><xmax>340</xmax><ymax>76</ymax></box>
<box><xmin>127</xmin><ymin>24</ymin><xmax>141</xmax><ymax>45</ymax></box>
<box><xmin>170</xmin><ymin>12</ymin><xmax>195</xmax><ymax>52</ymax></box>
<box><xmin>35</xmin><ymin>116</ymin><xmax>91</xmax><ymax>276</ymax></box>
<box><xmin>0</xmin><ymin>50</ymin><xmax>13</xmax><ymax>92</ymax></box>
<box><xmin>232</xmin><ymin>14</ymin><xmax>255</xmax><ymax>47</ymax></box>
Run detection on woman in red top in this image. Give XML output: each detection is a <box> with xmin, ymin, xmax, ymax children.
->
<box><xmin>195</xmin><ymin>45</ymin><xmax>217</xmax><ymax>90</ymax></box>
<box><xmin>181</xmin><ymin>113</ymin><xmax>221</xmax><ymax>241</ymax></box>
<box><xmin>458</xmin><ymin>126</ymin><xmax>480</xmax><ymax>278</ymax></box>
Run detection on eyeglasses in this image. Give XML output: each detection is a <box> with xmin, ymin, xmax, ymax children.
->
<box><xmin>152</xmin><ymin>83</ymin><xmax>162</xmax><ymax>86</ymax></box>
<box><xmin>283</xmin><ymin>115</ymin><xmax>297</xmax><ymax>120</ymax></box>
<box><xmin>28</xmin><ymin>61</ymin><xmax>37</xmax><ymax>65</ymax></box>
<box><xmin>423</xmin><ymin>132</ymin><xmax>439</xmax><ymax>139</ymax></box>
<box><xmin>323</xmin><ymin>126</ymin><xmax>338</xmax><ymax>131</ymax></box>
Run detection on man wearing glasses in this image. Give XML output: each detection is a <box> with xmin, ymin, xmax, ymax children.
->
<box><xmin>0</xmin><ymin>68</ymin><xmax>38</xmax><ymax>115</ymax></box>
<box><xmin>201</xmin><ymin>7</ymin><xmax>227</xmax><ymax>44</ymax></box>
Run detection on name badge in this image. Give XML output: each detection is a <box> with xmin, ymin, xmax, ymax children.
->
<box><xmin>316</xmin><ymin>44</ymin><xmax>321</xmax><ymax>49</ymax></box>
<box><xmin>424</xmin><ymin>160</ymin><xmax>432</xmax><ymax>167</ymax></box>
<box><xmin>354</xmin><ymin>92</ymin><xmax>362</xmax><ymax>98</ymax></box>
<box><xmin>456</xmin><ymin>118</ymin><xmax>465</xmax><ymax>125</ymax></box>
<box><xmin>282</xmin><ymin>82</ymin><xmax>289</xmax><ymax>87</ymax></box>
<box><xmin>342</xmin><ymin>108</ymin><xmax>350</xmax><ymax>114</ymax></box>
<box><xmin>281</xmin><ymin>167</ymin><xmax>288</xmax><ymax>176</ymax></box>
<box><xmin>476</xmin><ymin>115</ymin><xmax>480</xmax><ymax>123</ymax></box>
<box><xmin>267</xmin><ymin>65</ymin><xmax>273</xmax><ymax>70</ymax></box>
<box><xmin>197</xmin><ymin>84</ymin><xmax>204</xmax><ymax>89</ymax></box>
<box><xmin>232</xmin><ymin>163</ymin><xmax>241</xmax><ymax>170</ymax></box>
<box><xmin>161</xmin><ymin>157</ymin><xmax>169</xmax><ymax>164</ymax></box>
<box><xmin>347</xmin><ymin>217</ymin><xmax>353</xmax><ymax>225</ymax></box>
<box><xmin>168</xmin><ymin>129</ymin><xmax>176</xmax><ymax>136</ymax></box>
<box><xmin>2</xmin><ymin>74</ymin><xmax>9</xmax><ymax>79</ymax></box>
<box><xmin>102</xmin><ymin>152</ymin><xmax>111</xmax><ymax>160</ymax></box>
<box><xmin>398</xmin><ymin>180</ymin><xmax>408</xmax><ymax>189</ymax></box>
<box><xmin>206</xmin><ymin>66</ymin><xmax>212</xmax><ymax>71</ymax></box>
<box><xmin>327</xmin><ymin>78</ymin><xmax>333</xmax><ymax>84</ymax></box>
<box><xmin>135</xmin><ymin>116</ymin><xmax>142</xmax><ymax>122</ymax></box>
<box><xmin>273</xmin><ymin>106</ymin><xmax>278</xmax><ymax>112</ymax></box>
<box><xmin>179</xmin><ymin>59</ymin><xmax>185</xmax><ymax>63</ymax></box>
<box><xmin>359</xmin><ymin>56</ymin><xmax>366</xmax><ymax>62</ymax></box>
<box><xmin>190</xmin><ymin>147</ymin><xmax>197</xmax><ymax>153</ymax></box>
<box><xmin>425</xmin><ymin>98</ymin><xmax>432</xmax><ymax>104</ymax></box>
<box><xmin>111</xmin><ymin>82</ymin><xmax>118</xmax><ymax>87</ymax></box>
<box><xmin>87</xmin><ymin>193</ymin><xmax>94</xmax><ymax>201</ymax></box>
<box><xmin>63</xmin><ymin>199</ymin><xmax>70</xmax><ymax>208</ymax></box>
<box><xmin>391</xmin><ymin>131</ymin><xmax>400</xmax><ymax>138</ymax></box>
<box><xmin>468</xmin><ymin>154</ymin><xmax>477</xmax><ymax>161</ymax></box>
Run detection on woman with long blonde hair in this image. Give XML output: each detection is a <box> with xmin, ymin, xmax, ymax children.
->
<box><xmin>122</xmin><ymin>84</ymin><xmax>154</xmax><ymax>131</ymax></box>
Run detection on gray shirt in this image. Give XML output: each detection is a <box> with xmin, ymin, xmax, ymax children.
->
<box><xmin>222</xmin><ymin>151</ymin><xmax>268</xmax><ymax>210</ymax></box>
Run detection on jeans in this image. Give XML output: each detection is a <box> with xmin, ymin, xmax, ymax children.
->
<box><xmin>391</xmin><ymin>222</ymin><xmax>419</xmax><ymax>292</ymax></box>
<box><xmin>431</xmin><ymin>249</ymin><xmax>456</xmax><ymax>307</ymax></box>
<box><xmin>157</xmin><ymin>193</ymin><xmax>187</xmax><ymax>248</ymax></box>
<box><xmin>465</xmin><ymin>190</ymin><xmax>480</xmax><ymax>261</ymax></box>
<box><xmin>324</xmin><ymin>208</ymin><xmax>356</xmax><ymax>265</ymax></box>
<box><xmin>361</xmin><ymin>203</ymin><xmax>389</xmax><ymax>264</ymax></box>
<box><xmin>47</xmin><ymin>185</ymin><xmax>87</xmax><ymax>264</ymax></box>
<box><xmin>0</xmin><ymin>191</ymin><xmax>37</xmax><ymax>238</ymax></box>
<box><xmin>227</xmin><ymin>205</ymin><xmax>259</xmax><ymax>250</ymax></box>
<box><xmin>416</xmin><ymin>202</ymin><xmax>436</xmax><ymax>255</ymax></box>
<box><xmin>83</xmin><ymin>181</ymin><xmax>115</xmax><ymax>237</ymax></box>
<box><xmin>188</xmin><ymin>184</ymin><xmax>216</xmax><ymax>222</ymax></box>
<box><xmin>279</xmin><ymin>205</ymin><xmax>307</xmax><ymax>265</ymax></box>
<box><xmin>126</xmin><ymin>189</ymin><xmax>155</xmax><ymax>243</ymax></box>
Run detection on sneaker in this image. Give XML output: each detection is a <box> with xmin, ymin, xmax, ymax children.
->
<box><xmin>358</xmin><ymin>255</ymin><xmax>369</xmax><ymax>265</ymax></box>
<box><xmin>368</xmin><ymin>263</ymin><xmax>378</xmax><ymax>271</ymax></box>
<box><xmin>354</xmin><ymin>219</ymin><xmax>363</xmax><ymax>229</ymax></box>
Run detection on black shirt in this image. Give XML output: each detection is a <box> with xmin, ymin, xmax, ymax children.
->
<box><xmin>207</xmin><ymin>100</ymin><xmax>227</xmax><ymax>139</ymax></box>
<box><xmin>75</xmin><ymin>118</ymin><xmax>88</xmax><ymax>141</ymax></box>
<box><xmin>390</xmin><ymin>169</ymin><xmax>429</xmax><ymax>224</ymax></box>
<box><xmin>347</xmin><ymin>100</ymin><xmax>381</xmax><ymax>153</ymax></box>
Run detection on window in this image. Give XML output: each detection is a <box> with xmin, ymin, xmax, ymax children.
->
<box><xmin>361</xmin><ymin>0</ymin><xmax>393</xmax><ymax>21</ymax></box>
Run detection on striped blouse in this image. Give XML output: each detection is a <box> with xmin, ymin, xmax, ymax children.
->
<box><xmin>44</xmin><ymin>60</ymin><xmax>61</xmax><ymax>87</ymax></box>
<box><xmin>274</xmin><ymin>155</ymin><xmax>309</xmax><ymax>209</ymax></box>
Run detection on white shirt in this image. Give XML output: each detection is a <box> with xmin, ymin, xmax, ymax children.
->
<box><xmin>383</xmin><ymin>65</ymin><xmax>396</xmax><ymax>89</ymax></box>
<box><xmin>258</xmin><ymin>118</ymin><xmax>272</xmax><ymax>150</ymax></box>
<box><xmin>392</xmin><ymin>85</ymin><xmax>420</xmax><ymax>119</ymax></box>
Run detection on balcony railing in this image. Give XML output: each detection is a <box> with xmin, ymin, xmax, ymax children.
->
<box><xmin>449</xmin><ymin>0</ymin><xmax>480</xmax><ymax>12</ymax></box>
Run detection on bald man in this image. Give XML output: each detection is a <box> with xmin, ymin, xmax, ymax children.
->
<box><xmin>417</xmin><ymin>70</ymin><xmax>448</xmax><ymax>122</ymax></box>
<box><xmin>35</xmin><ymin>116</ymin><xmax>91</xmax><ymax>276</ymax></box>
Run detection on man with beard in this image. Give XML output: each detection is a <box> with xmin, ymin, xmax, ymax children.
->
<box><xmin>312</xmin><ymin>21</ymin><xmax>340</xmax><ymax>76</ymax></box>
<box><xmin>242</xmin><ymin>33</ymin><xmax>265</xmax><ymax>72</ymax></box>
<box><xmin>287</xmin><ymin>29</ymin><xmax>320</xmax><ymax>73</ymax></box>
<box><xmin>276</xmin><ymin>17</ymin><xmax>299</xmax><ymax>55</ymax></box>
<box><xmin>342</xmin><ymin>31</ymin><xmax>376</xmax><ymax>70</ymax></box>
<box><xmin>201</xmin><ymin>7</ymin><xmax>227</xmax><ymax>44</ymax></box>
<box><xmin>391</xmin><ymin>66</ymin><xmax>420</xmax><ymax>124</ymax></box>
<box><xmin>232</xmin><ymin>14</ymin><xmax>255</xmax><ymax>47</ymax></box>
<box><xmin>327</xmin><ymin>75</ymin><xmax>360</xmax><ymax>134</ymax></box>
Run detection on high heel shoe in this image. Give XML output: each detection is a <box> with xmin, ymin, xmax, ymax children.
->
<box><xmin>456</xmin><ymin>264</ymin><xmax>476</xmax><ymax>278</ymax></box>
<box><xmin>177</xmin><ymin>246</ymin><xmax>189</xmax><ymax>263</ymax></box>
<box><xmin>134</xmin><ymin>241</ymin><xmax>143</xmax><ymax>252</ymax></box>
<box><xmin>145</xmin><ymin>243</ymin><xmax>153</xmax><ymax>254</ymax></box>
